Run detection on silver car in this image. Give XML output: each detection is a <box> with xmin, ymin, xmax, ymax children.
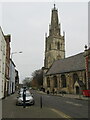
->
<box><xmin>16</xmin><ymin>91</ymin><xmax>35</xmax><ymax>106</ymax></box>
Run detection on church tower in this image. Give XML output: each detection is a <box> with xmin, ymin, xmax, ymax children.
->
<box><xmin>44</xmin><ymin>4</ymin><xmax>65</xmax><ymax>69</ymax></box>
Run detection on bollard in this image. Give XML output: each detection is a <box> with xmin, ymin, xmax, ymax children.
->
<box><xmin>40</xmin><ymin>96</ymin><xmax>42</xmax><ymax>108</ymax></box>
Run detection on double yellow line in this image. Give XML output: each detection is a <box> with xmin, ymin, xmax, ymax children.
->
<box><xmin>51</xmin><ymin>108</ymin><xmax>73</xmax><ymax>120</ymax></box>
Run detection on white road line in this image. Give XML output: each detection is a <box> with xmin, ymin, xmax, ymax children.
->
<box><xmin>66</xmin><ymin>101</ymin><xmax>82</xmax><ymax>106</ymax></box>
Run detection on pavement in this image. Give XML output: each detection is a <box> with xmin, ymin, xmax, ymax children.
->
<box><xmin>37</xmin><ymin>90</ymin><xmax>90</xmax><ymax>101</ymax></box>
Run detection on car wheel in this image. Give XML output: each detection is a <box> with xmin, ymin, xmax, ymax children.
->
<box><xmin>16</xmin><ymin>103</ymin><xmax>18</xmax><ymax>106</ymax></box>
<box><xmin>16</xmin><ymin>101</ymin><xmax>19</xmax><ymax>106</ymax></box>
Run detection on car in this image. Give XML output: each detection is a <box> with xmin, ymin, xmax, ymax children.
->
<box><xmin>18</xmin><ymin>87</ymin><xmax>29</xmax><ymax>94</ymax></box>
<box><xmin>19</xmin><ymin>89</ymin><xmax>34</xmax><ymax>96</ymax></box>
<box><xmin>18</xmin><ymin>88</ymin><xmax>23</xmax><ymax>94</ymax></box>
<box><xmin>16</xmin><ymin>91</ymin><xmax>35</xmax><ymax>106</ymax></box>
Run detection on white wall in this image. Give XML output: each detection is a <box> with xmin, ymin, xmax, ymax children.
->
<box><xmin>0</xmin><ymin>28</ymin><xmax>2</xmax><ymax>99</ymax></box>
<box><xmin>0</xmin><ymin>27</ymin><xmax>6</xmax><ymax>99</ymax></box>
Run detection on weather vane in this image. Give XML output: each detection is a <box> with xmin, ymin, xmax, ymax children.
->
<box><xmin>54</xmin><ymin>0</ymin><xmax>56</xmax><ymax>9</ymax></box>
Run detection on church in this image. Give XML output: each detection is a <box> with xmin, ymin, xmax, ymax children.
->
<box><xmin>43</xmin><ymin>4</ymin><xmax>90</xmax><ymax>94</ymax></box>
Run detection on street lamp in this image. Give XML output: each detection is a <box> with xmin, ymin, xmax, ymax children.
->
<box><xmin>11</xmin><ymin>51</ymin><xmax>23</xmax><ymax>59</ymax></box>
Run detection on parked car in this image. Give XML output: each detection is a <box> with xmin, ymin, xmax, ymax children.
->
<box><xmin>19</xmin><ymin>89</ymin><xmax>29</xmax><ymax>95</ymax></box>
<box><xmin>16</xmin><ymin>91</ymin><xmax>35</xmax><ymax>106</ymax></box>
<box><xmin>18</xmin><ymin>87</ymin><xmax>29</xmax><ymax>94</ymax></box>
<box><xmin>18</xmin><ymin>88</ymin><xmax>23</xmax><ymax>93</ymax></box>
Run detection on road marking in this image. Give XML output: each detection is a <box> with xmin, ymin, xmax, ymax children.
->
<box><xmin>66</xmin><ymin>101</ymin><xmax>82</xmax><ymax>106</ymax></box>
<box><xmin>50</xmin><ymin>108</ymin><xmax>73</xmax><ymax>119</ymax></box>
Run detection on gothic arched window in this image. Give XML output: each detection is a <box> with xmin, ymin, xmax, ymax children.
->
<box><xmin>47</xmin><ymin>77</ymin><xmax>50</xmax><ymax>87</ymax></box>
<box><xmin>49</xmin><ymin>44</ymin><xmax>51</xmax><ymax>50</ymax></box>
<box><xmin>61</xmin><ymin>74</ymin><xmax>66</xmax><ymax>88</ymax></box>
<box><xmin>53</xmin><ymin>76</ymin><xmax>57</xmax><ymax>87</ymax></box>
<box><xmin>73</xmin><ymin>73</ymin><xmax>79</xmax><ymax>88</ymax></box>
<box><xmin>57</xmin><ymin>42</ymin><xmax>60</xmax><ymax>50</ymax></box>
<box><xmin>61</xmin><ymin>43</ymin><xmax>62</xmax><ymax>50</ymax></box>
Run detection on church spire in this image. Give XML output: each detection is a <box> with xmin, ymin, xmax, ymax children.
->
<box><xmin>54</xmin><ymin>3</ymin><xmax>56</xmax><ymax>10</ymax></box>
<box><xmin>49</xmin><ymin>4</ymin><xmax>60</xmax><ymax>36</ymax></box>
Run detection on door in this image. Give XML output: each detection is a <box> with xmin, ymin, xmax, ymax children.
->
<box><xmin>76</xmin><ymin>86</ymin><xmax>79</xmax><ymax>94</ymax></box>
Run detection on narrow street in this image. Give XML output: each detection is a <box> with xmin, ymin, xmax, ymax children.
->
<box><xmin>2</xmin><ymin>90</ymin><xmax>88</xmax><ymax>119</ymax></box>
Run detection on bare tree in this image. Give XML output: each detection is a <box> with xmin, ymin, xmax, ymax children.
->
<box><xmin>31</xmin><ymin>69</ymin><xmax>43</xmax><ymax>88</ymax></box>
<box><xmin>22</xmin><ymin>77</ymin><xmax>32</xmax><ymax>88</ymax></box>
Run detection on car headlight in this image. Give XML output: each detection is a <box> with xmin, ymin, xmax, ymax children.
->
<box><xmin>18</xmin><ymin>99</ymin><xmax>22</xmax><ymax>103</ymax></box>
<box><xmin>30</xmin><ymin>98</ymin><xmax>34</xmax><ymax>102</ymax></box>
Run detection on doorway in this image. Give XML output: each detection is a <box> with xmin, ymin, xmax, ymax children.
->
<box><xmin>76</xmin><ymin>86</ymin><xmax>79</xmax><ymax>94</ymax></box>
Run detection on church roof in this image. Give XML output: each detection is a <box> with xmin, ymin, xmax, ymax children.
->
<box><xmin>46</xmin><ymin>52</ymin><xmax>85</xmax><ymax>75</ymax></box>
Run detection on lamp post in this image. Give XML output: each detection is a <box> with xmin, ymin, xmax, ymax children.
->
<box><xmin>11</xmin><ymin>51</ymin><xmax>23</xmax><ymax>60</ymax></box>
<box><xmin>10</xmin><ymin>51</ymin><xmax>22</xmax><ymax>95</ymax></box>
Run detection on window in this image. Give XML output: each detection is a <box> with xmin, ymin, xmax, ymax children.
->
<box><xmin>73</xmin><ymin>73</ymin><xmax>79</xmax><ymax>88</ymax></box>
<box><xmin>49</xmin><ymin>44</ymin><xmax>51</xmax><ymax>50</ymax></box>
<box><xmin>0</xmin><ymin>59</ymin><xmax>1</xmax><ymax>72</ymax></box>
<box><xmin>53</xmin><ymin>76</ymin><xmax>57</xmax><ymax>87</ymax></box>
<box><xmin>61</xmin><ymin>74</ymin><xmax>66</xmax><ymax>88</ymax></box>
<box><xmin>47</xmin><ymin>77</ymin><xmax>50</xmax><ymax>87</ymax></box>
<box><xmin>57</xmin><ymin>42</ymin><xmax>60</xmax><ymax>50</ymax></box>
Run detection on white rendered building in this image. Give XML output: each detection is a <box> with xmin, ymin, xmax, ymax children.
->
<box><xmin>0</xmin><ymin>27</ymin><xmax>6</xmax><ymax>99</ymax></box>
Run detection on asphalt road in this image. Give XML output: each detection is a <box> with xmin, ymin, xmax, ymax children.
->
<box><xmin>2</xmin><ymin>91</ymin><xmax>62</xmax><ymax>118</ymax></box>
<box><xmin>32</xmin><ymin>90</ymin><xmax>88</xmax><ymax>118</ymax></box>
<box><xmin>2</xmin><ymin>90</ymin><xmax>89</xmax><ymax>119</ymax></box>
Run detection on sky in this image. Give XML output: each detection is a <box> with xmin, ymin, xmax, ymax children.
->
<box><xmin>0</xmin><ymin>1</ymin><xmax>88</xmax><ymax>83</ymax></box>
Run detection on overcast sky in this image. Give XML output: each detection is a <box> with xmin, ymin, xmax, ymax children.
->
<box><xmin>1</xmin><ymin>2</ymin><xmax>88</xmax><ymax>83</ymax></box>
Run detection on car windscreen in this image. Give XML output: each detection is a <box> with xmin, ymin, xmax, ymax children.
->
<box><xmin>20</xmin><ymin>92</ymin><xmax>31</xmax><ymax>97</ymax></box>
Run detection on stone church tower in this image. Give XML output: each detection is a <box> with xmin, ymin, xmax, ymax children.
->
<box><xmin>43</xmin><ymin>4</ymin><xmax>65</xmax><ymax>89</ymax></box>
<box><xmin>44</xmin><ymin>4</ymin><xmax>65</xmax><ymax>69</ymax></box>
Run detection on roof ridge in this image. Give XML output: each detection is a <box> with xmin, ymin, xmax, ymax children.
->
<box><xmin>54</xmin><ymin>52</ymin><xmax>84</xmax><ymax>63</ymax></box>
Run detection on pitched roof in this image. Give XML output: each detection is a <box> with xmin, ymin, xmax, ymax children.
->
<box><xmin>47</xmin><ymin>52</ymin><xmax>85</xmax><ymax>75</ymax></box>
